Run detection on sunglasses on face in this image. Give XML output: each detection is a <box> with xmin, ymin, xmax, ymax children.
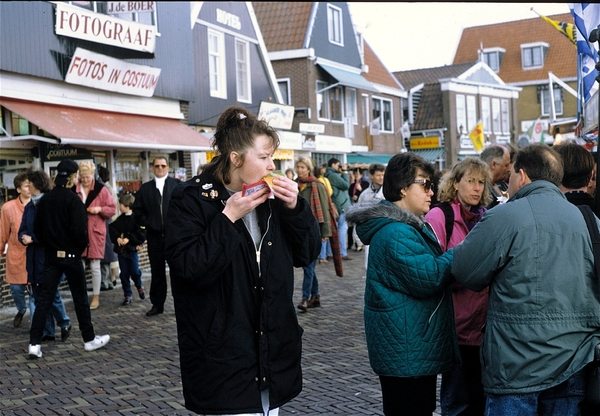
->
<box><xmin>413</xmin><ymin>179</ymin><xmax>433</xmax><ymax>193</ymax></box>
<box><xmin>154</xmin><ymin>164</ymin><xmax>168</xmax><ymax>168</ymax></box>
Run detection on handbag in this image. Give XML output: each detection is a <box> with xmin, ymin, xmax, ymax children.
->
<box><xmin>577</xmin><ymin>205</ymin><xmax>600</xmax><ymax>406</ymax></box>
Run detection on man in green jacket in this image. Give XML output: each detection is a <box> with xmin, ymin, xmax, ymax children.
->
<box><xmin>324</xmin><ymin>158</ymin><xmax>351</xmax><ymax>259</ymax></box>
<box><xmin>453</xmin><ymin>144</ymin><xmax>600</xmax><ymax>415</ymax></box>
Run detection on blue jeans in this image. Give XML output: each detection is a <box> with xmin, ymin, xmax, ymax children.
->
<box><xmin>485</xmin><ymin>367</ymin><xmax>586</xmax><ymax>416</ymax></box>
<box><xmin>320</xmin><ymin>241</ymin><xmax>328</xmax><ymax>260</ymax></box>
<box><xmin>301</xmin><ymin>259</ymin><xmax>319</xmax><ymax>301</ymax></box>
<box><xmin>118</xmin><ymin>251</ymin><xmax>143</xmax><ymax>298</ymax></box>
<box><xmin>30</xmin><ymin>285</ymin><xmax>71</xmax><ymax>338</ymax></box>
<box><xmin>337</xmin><ymin>212</ymin><xmax>348</xmax><ymax>257</ymax></box>
<box><xmin>10</xmin><ymin>283</ymin><xmax>30</xmax><ymax>314</ymax></box>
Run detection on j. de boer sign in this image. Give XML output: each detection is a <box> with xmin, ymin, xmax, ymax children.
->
<box><xmin>66</xmin><ymin>48</ymin><xmax>161</xmax><ymax>97</ymax></box>
<box><xmin>55</xmin><ymin>2</ymin><xmax>156</xmax><ymax>53</ymax></box>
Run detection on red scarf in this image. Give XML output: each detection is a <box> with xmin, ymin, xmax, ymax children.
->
<box><xmin>298</xmin><ymin>175</ymin><xmax>324</xmax><ymax>224</ymax></box>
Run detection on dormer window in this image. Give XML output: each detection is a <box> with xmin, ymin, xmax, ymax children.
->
<box><xmin>521</xmin><ymin>42</ymin><xmax>549</xmax><ymax>70</ymax></box>
<box><xmin>327</xmin><ymin>4</ymin><xmax>343</xmax><ymax>46</ymax></box>
<box><xmin>482</xmin><ymin>47</ymin><xmax>505</xmax><ymax>72</ymax></box>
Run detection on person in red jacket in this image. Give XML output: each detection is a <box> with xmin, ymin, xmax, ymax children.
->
<box><xmin>75</xmin><ymin>161</ymin><xmax>116</xmax><ymax>310</ymax></box>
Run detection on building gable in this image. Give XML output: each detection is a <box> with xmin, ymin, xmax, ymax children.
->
<box><xmin>252</xmin><ymin>2</ymin><xmax>313</xmax><ymax>52</ymax></box>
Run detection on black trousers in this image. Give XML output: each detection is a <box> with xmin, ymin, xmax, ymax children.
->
<box><xmin>147</xmin><ymin>231</ymin><xmax>168</xmax><ymax>310</ymax></box>
<box><xmin>379</xmin><ymin>374</ymin><xmax>437</xmax><ymax>416</ymax></box>
<box><xmin>30</xmin><ymin>254</ymin><xmax>95</xmax><ymax>344</ymax></box>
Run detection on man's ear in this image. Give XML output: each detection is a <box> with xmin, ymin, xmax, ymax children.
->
<box><xmin>519</xmin><ymin>168</ymin><xmax>531</xmax><ymax>187</ymax></box>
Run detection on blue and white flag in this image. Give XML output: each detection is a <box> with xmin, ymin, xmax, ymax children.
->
<box><xmin>569</xmin><ymin>3</ymin><xmax>600</xmax><ymax>103</ymax></box>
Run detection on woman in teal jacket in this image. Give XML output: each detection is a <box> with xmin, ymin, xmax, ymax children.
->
<box><xmin>347</xmin><ymin>152</ymin><xmax>459</xmax><ymax>416</ymax></box>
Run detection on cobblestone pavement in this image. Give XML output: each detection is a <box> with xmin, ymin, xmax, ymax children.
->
<box><xmin>1</xmin><ymin>255</ymin><xmax>441</xmax><ymax>415</ymax></box>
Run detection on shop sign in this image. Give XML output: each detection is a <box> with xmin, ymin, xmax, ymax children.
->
<box><xmin>273</xmin><ymin>149</ymin><xmax>294</xmax><ymax>160</ymax></box>
<box><xmin>298</xmin><ymin>123</ymin><xmax>325</xmax><ymax>134</ymax></box>
<box><xmin>55</xmin><ymin>2</ymin><xmax>156</xmax><ymax>53</ymax></box>
<box><xmin>107</xmin><ymin>2</ymin><xmax>155</xmax><ymax>14</ymax></box>
<box><xmin>258</xmin><ymin>102</ymin><xmax>295</xmax><ymax>130</ymax></box>
<box><xmin>66</xmin><ymin>48</ymin><xmax>161</xmax><ymax>97</ymax></box>
<box><xmin>410</xmin><ymin>136</ymin><xmax>439</xmax><ymax>149</ymax></box>
<box><xmin>40</xmin><ymin>143</ymin><xmax>93</xmax><ymax>162</ymax></box>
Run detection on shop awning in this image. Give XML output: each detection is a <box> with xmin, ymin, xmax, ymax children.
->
<box><xmin>347</xmin><ymin>153</ymin><xmax>393</xmax><ymax>166</ymax></box>
<box><xmin>318</xmin><ymin>64</ymin><xmax>378</xmax><ymax>92</ymax></box>
<box><xmin>410</xmin><ymin>148</ymin><xmax>446</xmax><ymax>162</ymax></box>
<box><xmin>0</xmin><ymin>97</ymin><xmax>212</xmax><ymax>151</ymax></box>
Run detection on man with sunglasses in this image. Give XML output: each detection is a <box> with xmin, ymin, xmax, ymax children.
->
<box><xmin>132</xmin><ymin>156</ymin><xmax>181</xmax><ymax>317</ymax></box>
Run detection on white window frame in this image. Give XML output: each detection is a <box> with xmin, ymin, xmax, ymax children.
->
<box><xmin>317</xmin><ymin>80</ymin><xmax>330</xmax><ymax>121</ymax></box>
<box><xmin>208</xmin><ymin>29</ymin><xmax>227</xmax><ymax>99</ymax></box>
<box><xmin>481</xmin><ymin>97</ymin><xmax>491</xmax><ymax>133</ymax></box>
<box><xmin>278</xmin><ymin>78</ymin><xmax>291</xmax><ymax>105</ymax></box>
<box><xmin>330</xmin><ymin>85</ymin><xmax>344</xmax><ymax>122</ymax></box>
<box><xmin>492</xmin><ymin>98</ymin><xmax>501</xmax><ymax>133</ymax></box>
<box><xmin>541</xmin><ymin>88</ymin><xmax>563</xmax><ymax>116</ymax></box>
<box><xmin>482</xmin><ymin>47</ymin><xmax>505</xmax><ymax>72</ymax></box>
<box><xmin>456</xmin><ymin>94</ymin><xmax>466</xmax><ymax>133</ymax></box>
<box><xmin>372</xmin><ymin>96</ymin><xmax>393</xmax><ymax>133</ymax></box>
<box><xmin>521</xmin><ymin>42</ymin><xmax>549</xmax><ymax>70</ymax></box>
<box><xmin>327</xmin><ymin>4</ymin><xmax>344</xmax><ymax>46</ymax></box>
<box><xmin>466</xmin><ymin>95</ymin><xmax>476</xmax><ymax>132</ymax></box>
<box><xmin>501</xmin><ymin>99</ymin><xmax>510</xmax><ymax>134</ymax></box>
<box><xmin>361</xmin><ymin>94</ymin><xmax>370</xmax><ymax>126</ymax></box>
<box><xmin>235</xmin><ymin>38</ymin><xmax>251</xmax><ymax>103</ymax></box>
<box><xmin>345</xmin><ymin>88</ymin><xmax>357</xmax><ymax>124</ymax></box>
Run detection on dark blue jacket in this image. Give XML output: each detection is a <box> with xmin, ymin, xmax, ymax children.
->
<box><xmin>18</xmin><ymin>197</ymin><xmax>45</xmax><ymax>285</ymax></box>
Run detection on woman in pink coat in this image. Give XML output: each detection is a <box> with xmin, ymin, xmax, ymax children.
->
<box><xmin>76</xmin><ymin>161</ymin><xmax>116</xmax><ymax>310</ymax></box>
<box><xmin>425</xmin><ymin>157</ymin><xmax>493</xmax><ymax>416</ymax></box>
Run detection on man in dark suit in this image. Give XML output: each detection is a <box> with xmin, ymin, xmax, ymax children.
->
<box><xmin>133</xmin><ymin>156</ymin><xmax>181</xmax><ymax>316</ymax></box>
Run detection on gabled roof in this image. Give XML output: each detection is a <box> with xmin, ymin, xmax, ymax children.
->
<box><xmin>393</xmin><ymin>62</ymin><xmax>477</xmax><ymax>90</ymax></box>
<box><xmin>412</xmin><ymin>83</ymin><xmax>444</xmax><ymax>131</ymax></box>
<box><xmin>453</xmin><ymin>13</ymin><xmax>576</xmax><ymax>83</ymax></box>
<box><xmin>252</xmin><ymin>2</ymin><xmax>313</xmax><ymax>51</ymax></box>
<box><xmin>363</xmin><ymin>41</ymin><xmax>403</xmax><ymax>91</ymax></box>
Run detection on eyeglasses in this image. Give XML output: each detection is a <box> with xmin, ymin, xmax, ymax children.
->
<box><xmin>413</xmin><ymin>179</ymin><xmax>433</xmax><ymax>193</ymax></box>
<box><xmin>154</xmin><ymin>164</ymin><xmax>168</xmax><ymax>168</ymax></box>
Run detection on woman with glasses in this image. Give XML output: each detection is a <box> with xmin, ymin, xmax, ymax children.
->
<box><xmin>346</xmin><ymin>152</ymin><xmax>458</xmax><ymax>416</ymax></box>
<box><xmin>425</xmin><ymin>157</ymin><xmax>492</xmax><ymax>416</ymax></box>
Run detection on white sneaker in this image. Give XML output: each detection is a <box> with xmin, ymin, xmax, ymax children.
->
<box><xmin>28</xmin><ymin>344</ymin><xmax>42</xmax><ymax>359</ymax></box>
<box><xmin>84</xmin><ymin>334</ymin><xmax>110</xmax><ymax>352</ymax></box>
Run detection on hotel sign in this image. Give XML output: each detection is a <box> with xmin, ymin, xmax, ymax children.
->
<box><xmin>410</xmin><ymin>136</ymin><xmax>440</xmax><ymax>149</ymax></box>
<box><xmin>66</xmin><ymin>48</ymin><xmax>161</xmax><ymax>97</ymax></box>
<box><xmin>55</xmin><ymin>2</ymin><xmax>157</xmax><ymax>53</ymax></box>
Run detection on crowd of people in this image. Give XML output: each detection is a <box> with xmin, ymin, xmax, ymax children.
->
<box><xmin>3</xmin><ymin>104</ymin><xmax>600</xmax><ymax>415</ymax></box>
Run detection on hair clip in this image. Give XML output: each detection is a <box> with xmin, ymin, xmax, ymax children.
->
<box><xmin>238</xmin><ymin>113</ymin><xmax>247</xmax><ymax>120</ymax></box>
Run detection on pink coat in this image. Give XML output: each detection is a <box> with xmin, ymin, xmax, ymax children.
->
<box><xmin>425</xmin><ymin>201</ymin><xmax>488</xmax><ymax>346</ymax></box>
<box><xmin>76</xmin><ymin>180</ymin><xmax>116</xmax><ymax>259</ymax></box>
<box><xmin>0</xmin><ymin>198</ymin><xmax>28</xmax><ymax>284</ymax></box>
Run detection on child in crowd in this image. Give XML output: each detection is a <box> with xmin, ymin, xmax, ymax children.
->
<box><xmin>109</xmin><ymin>194</ymin><xmax>147</xmax><ymax>306</ymax></box>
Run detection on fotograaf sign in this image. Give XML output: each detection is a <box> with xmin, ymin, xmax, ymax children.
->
<box><xmin>55</xmin><ymin>2</ymin><xmax>156</xmax><ymax>53</ymax></box>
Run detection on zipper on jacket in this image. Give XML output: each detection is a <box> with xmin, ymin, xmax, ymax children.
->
<box><xmin>255</xmin><ymin>203</ymin><xmax>273</xmax><ymax>279</ymax></box>
<box><xmin>425</xmin><ymin>292</ymin><xmax>446</xmax><ymax>334</ymax></box>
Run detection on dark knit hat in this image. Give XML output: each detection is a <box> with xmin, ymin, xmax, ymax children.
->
<box><xmin>56</xmin><ymin>159</ymin><xmax>79</xmax><ymax>176</ymax></box>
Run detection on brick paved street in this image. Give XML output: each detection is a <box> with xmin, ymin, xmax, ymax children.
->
<box><xmin>1</xmin><ymin>256</ymin><xmax>441</xmax><ymax>415</ymax></box>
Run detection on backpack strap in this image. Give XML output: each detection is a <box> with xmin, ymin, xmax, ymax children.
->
<box><xmin>577</xmin><ymin>205</ymin><xmax>600</xmax><ymax>279</ymax></box>
<box><xmin>434</xmin><ymin>201</ymin><xmax>454</xmax><ymax>246</ymax></box>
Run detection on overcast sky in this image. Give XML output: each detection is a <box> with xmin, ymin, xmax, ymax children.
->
<box><xmin>348</xmin><ymin>2</ymin><xmax>571</xmax><ymax>72</ymax></box>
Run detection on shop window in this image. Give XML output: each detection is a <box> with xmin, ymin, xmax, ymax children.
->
<box><xmin>330</xmin><ymin>85</ymin><xmax>344</xmax><ymax>122</ymax></box>
<box><xmin>481</xmin><ymin>97</ymin><xmax>491</xmax><ymax>133</ymax></box>
<box><xmin>278</xmin><ymin>79</ymin><xmax>291</xmax><ymax>105</ymax></box>
<box><xmin>327</xmin><ymin>4</ymin><xmax>343</xmax><ymax>46</ymax></box>
<box><xmin>372</xmin><ymin>97</ymin><xmax>393</xmax><ymax>133</ymax></box>
<box><xmin>11</xmin><ymin>113</ymin><xmax>30</xmax><ymax>136</ymax></box>
<box><xmin>346</xmin><ymin>88</ymin><xmax>357</xmax><ymax>124</ymax></box>
<box><xmin>501</xmin><ymin>99</ymin><xmax>510</xmax><ymax>134</ymax></box>
<box><xmin>466</xmin><ymin>95</ymin><xmax>476</xmax><ymax>132</ymax></box>
<box><xmin>492</xmin><ymin>98</ymin><xmax>501</xmax><ymax>133</ymax></box>
<box><xmin>317</xmin><ymin>81</ymin><xmax>330</xmax><ymax>120</ymax></box>
<box><xmin>235</xmin><ymin>39</ymin><xmax>251</xmax><ymax>103</ymax></box>
<box><xmin>521</xmin><ymin>42</ymin><xmax>548</xmax><ymax>69</ymax></box>
<box><xmin>208</xmin><ymin>29</ymin><xmax>227</xmax><ymax>99</ymax></box>
<box><xmin>456</xmin><ymin>94</ymin><xmax>466</xmax><ymax>133</ymax></box>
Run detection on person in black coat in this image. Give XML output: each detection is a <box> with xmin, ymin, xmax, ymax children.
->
<box><xmin>28</xmin><ymin>159</ymin><xmax>110</xmax><ymax>359</ymax></box>
<box><xmin>165</xmin><ymin>106</ymin><xmax>321</xmax><ymax>415</ymax></box>
<box><xmin>554</xmin><ymin>142</ymin><xmax>596</xmax><ymax>209</ymax></box>
<box><xmin>132</xmin><ymin>155</ymin><xmax>180</xmax><ymax>316</ymax></box>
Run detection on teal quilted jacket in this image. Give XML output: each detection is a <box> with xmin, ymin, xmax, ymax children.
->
<box><xmin>347</xmin><ymin>200</ymin><xmax>460</xmax><ymax>377</ymax></box>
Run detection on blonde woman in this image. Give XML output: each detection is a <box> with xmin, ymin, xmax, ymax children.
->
<box><xmin>76</xmin><ymin>161</ymin><xmax>116</xmax><ymax>309</ymax></box>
